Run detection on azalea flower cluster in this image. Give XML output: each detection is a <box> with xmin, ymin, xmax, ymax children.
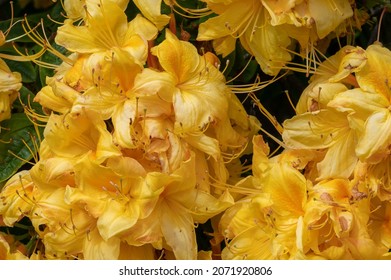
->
<box><xmin>197</xmin><ymin>0</ymin><xmax>365</xmax><ymax>75</ymax></box>
<box><xmin>0</xmin><ymin>0</ymin><xmax>257</xmax><ymax>259</ymax></box>
<box><xmin>220</xmin><ymin>43</ymin><xmax>391</xmax><ymax>259</ymax></box>
<box><xmin>1</xmin><ymin>0</ymin><xmax>390</xmax><ymax>260</ymax></box>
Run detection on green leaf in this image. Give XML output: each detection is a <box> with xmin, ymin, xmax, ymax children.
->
<box><xmin>0</xmin><ymin>113</ymin><xmax>43</xmax><ymax>184</ymax></box>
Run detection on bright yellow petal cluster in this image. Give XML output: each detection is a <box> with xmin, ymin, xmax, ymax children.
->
<box><xmin>282</xmin><ymin>43</ymin><xmax>391</xmax><ymax>192</ymax></box>
<box><xmin>0</xmin><ymin>58</ymin><xmax>22</xmax><ymax>122</ymax></box>
<box><xmin>216</xmin><ymin>43</ymin><xmax>389</xmax><ymax>259</ymax></box>
<box><xmin>197</xmin><ymin>0</ymin><xmax>359</xmax><ymax>75</ymax></box>
<box><xmin>219</xmin><ymin>135</ymin><xmax>391</xmax><ymax>259</ymax></box>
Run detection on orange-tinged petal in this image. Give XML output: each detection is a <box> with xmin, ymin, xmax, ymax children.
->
<box><xmin>184</xmin><ymin>133</ymin><xmax>220</xmax><ymax>160</ymax></box>
<box><xmin>132</xmin><ymin>68</ymin><xmax>176</xmax><ymax>102</ymax></box>
<box><xmin>252</xmin><ymin>135</ymin><xmax>271</xmax><ymax>180</ymax></box>
<box><xmin>34</xmin><ymin>85</ymin><xmax>75</xmax><ymax>114</ymax></box>
<box><xmin>30</xmin><ymin>157</ymin><xmax>75</xmax><ymax>191</ymax></box>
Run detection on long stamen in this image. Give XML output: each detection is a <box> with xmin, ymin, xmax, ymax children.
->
<box><xmin>8</xmin><ymin>149</ymin><xmax>36</xmax><ymax>166</ymax></box>
<box><xmin>249</xmin><ymin>92</ymin><xmax>283</xmax><ymax>134</ymax></box>
<box><xmin>226</xmin><ymin>56</ymin><xmax>254</xmax><ymax>84</ymax></box>
<box><xmin>284</xmin><ymin>90</ymin><xmax>297</xmax><ymax>114</ymax></box>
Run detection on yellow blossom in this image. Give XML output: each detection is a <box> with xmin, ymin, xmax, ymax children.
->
<box><xmin>329</xmin><ymin>44</ymin><xmax>391</xmax><ymax>164</ymax></box>
<box><xmin>0</xmin><ymin>58</ymin><xmax>22</xmax><ymax>122</ymax></box>
<box><xmin>197</xmin><ymin>0</ymin><xmax>354</xmax><ymax>75</ymax></box>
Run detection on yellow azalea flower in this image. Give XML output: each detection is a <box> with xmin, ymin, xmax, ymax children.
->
<box><xmin>303</xmin><ymin>178</ymin><xmax>389</xmax><ymax>259</ymax></box>
<box><xmin>133</xmin><ymin>0</ymin><xmax>171</xmax><ymax>30</ymax></box>
<box><xmin>197</xmin><ymin>0</ymin><xmax>292</xmax><ymax>75</ymax></box>
<box><xmin>0</xmin><ymin>171</ymin><xmax>35</xmax><ymax>227</ymax></box>
<box><xmin>282</xmin><ymin>108</ymin><xmax>358</xmax><ymax>180</ymax></box>
<box><xmin>295</xmin><ymin>46</ymin><xmax>367</xmax><ymax>114</ymax></box>
<box><xmin>353</xmin><ymin>158</ymin><xmax>391</xmax><ymax>202</ymax></box>
<box><xmin>329</xmin><ymin>44</ymin><xmax>391</xmax><ymax>164</ymax></box>
<box><xmin>55</xmin><ymin>2</ymin><xmax>157</xmax><ymax>92</ymax></box>
<box><xmin>56</xmin><ymin>2</ymin><xmax>156</xmax><ymax>59</ymax></box>
<box><xmin>220</xmin><ymin>194</ymin><xmax>274</xmax><ymax>259</ymax></box>
<box><xmin>121</xmin><ymin>153</ymin><xmax>234</xmax><ymax>259</ymax></box>
<box><xmin>65</xmin><ymin>154</ymin><xmax>164</xmax><ymax>241</ymax></box>
<box><xmin>43</xmin><ymin>107</ymin><xmax>121</xmax><ymax>162</ymax></box>
<box><xmin>197</xmin><ymin>0</ymin><xmax>354</xmax><ymax>75</ymax></box>
<box><xmin>220</xmin><ymin>136</ymin><xmax>309</xmax><ymax>259</ymax></box>
<box><xmin>28</xmin><ymin>187</ymin><xmax>97</xmax><ymax>259</ymax></box>
<box><xmin>151</xmin><ymin>30</ymin><xmax>229</xmax><ymax>135</ymax></box>
<box><xmin>0</xmin><ymin>58</ymin><xmax>22</xmax><ymax>122</ymax></box>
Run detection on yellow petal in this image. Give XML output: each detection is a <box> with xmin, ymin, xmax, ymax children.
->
<box><xmin>160</xmin><ymin>200</ymin><xmax>197</xmax><ymax>259</ymax></box>
<box><xmin>152</xmin><ymin>29</ymin><xmax>200</xmax><ymax>82</ymax></box>
<box><xmin>316</xmin><ymin>130</ymin><xmax>357</xmax><ymax>180</ymax></box>
<box><xmin>282</xmin><ymin>109</ymin><xmax>350</xmax><ymax>149</ymax></box>
<box><xmin>308</xmin><ymin>0</ymin><xmax>353</xmax><ymax>39</ymax></box>
<box><xmin>34</xmin><ymin>84</ymin><xmax>77</xmax><ymax>114</ymax></box>
<box><xmin>0</xmin><ymin>58</ymin><xmax>22</xmax><ymax>92</ymax></box>
<box><xmin>356</xmin><ymin>110</ymin><xmax>391</xmax><ymax>164</ymax></box>
<box><xmin>264</xmin><ymin>163</ymin><xmax>307</xmax><ymax>215</ymax></box>
<box><xmin>242</xmin><ymin>11</ymin><xmax>291</xmax><ymax>75</ymax></box>
<box><xmin>97</xmin><ymin>199</ymin><xmax>139</xmax><ymax>240</ymax></box>
<box><xmin>356</xmin><ymin>44</ymin><xmax>391</xmax><ymax>99</ymax></box>
<box><xmin>132</xmin><ymin>0</ymin><xmax>170</xmax><ymax>30</ymax></box>
<box><xmin>83</xmin><ymin>228</ymin><xmax>121</xmax><ymax>260</ymax></box>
